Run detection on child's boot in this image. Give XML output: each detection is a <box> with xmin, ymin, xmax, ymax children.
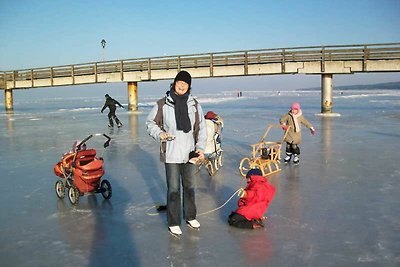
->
<box><xmin>251</xmin><ymin>219</ymin><xmax>264</xmax><ymax>229</ymax></box>
<box><xmin>293</xmin><ymin>154</ymin><xmax>299</xmax><ymax>164</ymax></box>
<box><xmin>284</xmin><ymin>153</ymin><xmax>292</xmax><ymax>163</ymax></box>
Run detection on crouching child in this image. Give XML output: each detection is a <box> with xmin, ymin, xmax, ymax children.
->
<box><xmin>228</xmin><ymin>169</ymin><xmax>275</xmax><ymax>229</ymax></box>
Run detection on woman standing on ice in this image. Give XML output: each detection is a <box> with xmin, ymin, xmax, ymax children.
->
<box><xmin>146</xmin><ymin>71</ymin><xmax>207</xmax><ymax>237</ymax></box>
<box><xmin>279</xmin><ymin>102</ymin><xmax>316</xmax><ymax>164</ymax></box>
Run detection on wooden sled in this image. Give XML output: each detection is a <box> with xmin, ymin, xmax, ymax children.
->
<box><xmin>239</xmin><ymin>124</ymin><xmax>289</xmax><ymax>177</ymax></box>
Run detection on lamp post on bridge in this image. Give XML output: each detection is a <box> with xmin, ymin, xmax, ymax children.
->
<box><xmin>101</xmin><ymin>39</ymin><xmax>106</xmax><ymax>62</ymax></box>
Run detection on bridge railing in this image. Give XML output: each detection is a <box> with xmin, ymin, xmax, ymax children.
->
<box><xmin>1</xmin><ymin>42</ymin><xmax>400</xmax><ymax>89</ymax></box>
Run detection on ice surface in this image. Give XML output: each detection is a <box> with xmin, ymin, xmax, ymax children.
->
<box><xmin>0</xmin><ymin>89</ymin><xmax>399</xmax><ymax>266</ymax></box>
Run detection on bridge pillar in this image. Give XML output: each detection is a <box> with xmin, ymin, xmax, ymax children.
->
<box><xmin>321</xmin><ymin>74</ymin><xmax>333</xmax><ymax>113</ymax></box>
<box><xmin>318</xmin><ymin>74</ymin><xmax>340</xmax><ymax>117</ymax></box>
<box><xmin>4</xmin><ymin>89</ymin><xmax>13</xmax><ymax>113</ymax></box>
<box><xmin>127</xmin><ymin>82</ymin><xmax>138</xmax><ymax>111</ymax></box>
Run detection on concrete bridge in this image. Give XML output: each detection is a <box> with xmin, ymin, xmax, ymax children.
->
<box><xmin>1</xmin><ymin>42</ymin><xmax>399</xmax><ymax>113</ymax></box>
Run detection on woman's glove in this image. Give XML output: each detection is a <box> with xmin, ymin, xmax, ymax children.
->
<box><xmin>310</xmin><ymin>127</ymin><xmax>316</xmax><ymax>135</ymax></box>
<box><xmin>159</xmin><ymin>132</ymin><xmax>169</xmax><ymax>140</ymax></box>
<box><xmin>160</xmin><ymin>132</ymin><xmax>175</xmax><ymax>141</ymax></box>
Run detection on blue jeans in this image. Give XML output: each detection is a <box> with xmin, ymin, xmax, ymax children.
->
<box><xmin>165</xmin><ymin>163</ymin><xmax>196</xmax><ymax>226</ymax></box>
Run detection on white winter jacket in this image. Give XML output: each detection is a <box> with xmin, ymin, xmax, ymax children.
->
<box><xmin>146</xmin><ymin>93</ymin><xmax>206</xmax><ymax>163</ymax></box>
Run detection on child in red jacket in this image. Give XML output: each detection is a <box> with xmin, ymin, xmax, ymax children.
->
<box><xmin>228</xmin><ymin>169</ymin><xmax>275</xmax><ymax>229</ymax></box>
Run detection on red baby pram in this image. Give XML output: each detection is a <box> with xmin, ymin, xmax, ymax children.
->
<box><xmin>54</xmin><ymin>133</ymin><xmax>112</xmax><ymax>205</ymax></box>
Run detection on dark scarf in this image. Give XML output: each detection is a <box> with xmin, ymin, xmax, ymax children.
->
<box><xmin>169</xmin><ymin>90</ymin><xmax>191</xmax><ymax>133</ymax></box>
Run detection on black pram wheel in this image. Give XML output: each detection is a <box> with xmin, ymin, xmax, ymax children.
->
<box><xmin>68</xmin><ymin>186</ymin><xmax>79</xmax><ymax>205</ymax></box>
<box><xmin>100</xmin><ymin>179</ymin><xmax>112</xmax><ymax>200</ymax></box>
<box><xmin>55</xmin><ymin>180</ymin><xmax>65</xmax><ymax>199</ymax></box>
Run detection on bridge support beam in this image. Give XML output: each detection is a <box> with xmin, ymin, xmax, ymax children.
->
<box><xmin>318</xmin><ymin>74</ymin><xmax>340</xmax><ymax>117</ymax></box>
<box><xmin>127</xmin><ymin>82</ymin><xmax>138</xmax><ymax>112</ymax></box>
<box><xmin>4</xmin><ymin>89</ymin><xmax>13</xmax><ymax>113</ymax></box>
<box><xmin>321</xmin><ymin>74</ymin><xmax>333</xmax><ymax>113</ymax></box>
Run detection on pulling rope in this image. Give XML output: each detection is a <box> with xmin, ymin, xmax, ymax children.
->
<box><xmin>197</xmin><ymin>188</ymin><xmax>241</xmax><ymax>216</ymax></box>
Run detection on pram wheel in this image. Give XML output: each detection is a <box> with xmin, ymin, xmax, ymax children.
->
<box><xmin>55</xmin><ymin>180</ymin><xmax>65</xmax><ymax>199</ymax></box>
<box><xmin>100</xmin><ymin>179</ymin><xmax>112</xmax><ymax>200</ymax></box>
<box><xmin>68</xmin><ymin>186</ymin><xmax>80</xmax><ymax>205</ymax></box>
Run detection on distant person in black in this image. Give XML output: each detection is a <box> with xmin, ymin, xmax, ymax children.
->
<box><xmin>101</xmin><ymin>94</ymin><xmax>124</xmax><ymax>128</ymax></box>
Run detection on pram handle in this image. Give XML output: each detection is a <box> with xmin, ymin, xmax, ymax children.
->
<box><xmin>76</xmin><ymin>133</ymin><xmax>112</xmax><ymax>150</ymax></box>
<box><xmin>77</xmin><ymin>134</ymin><xmax>94</xmax><ymax>150</ymax></box>
<box><xmin>102</xmin><ymin>134</ymin><xmax>111</xmax><ymax>148</ymax></box>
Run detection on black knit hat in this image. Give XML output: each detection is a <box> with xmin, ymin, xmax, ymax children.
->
<box><xmin>174</xmin><ymin>70</ymin><xmax>191</xmax><ymax>87</ymax></box>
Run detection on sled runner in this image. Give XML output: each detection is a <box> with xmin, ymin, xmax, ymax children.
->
<box><xmin>195</xmin><ymin>149</ymin><xmax>223</xmax><ymax>176</ymax></box>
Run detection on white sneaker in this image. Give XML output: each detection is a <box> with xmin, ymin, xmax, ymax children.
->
<box><xmin>293</xmin><ymin>155</ymin><xmax>299</xmax><ymax>164</ymax></box>
<box><xmin>168</xmin><ymin>226</ymin><xmax>182</xmax><ymax>236</ymax></box>
<box><xmin>187</xmin><ymin>219</ymin><xmax>200</xmax><ymax>229</ymax></box>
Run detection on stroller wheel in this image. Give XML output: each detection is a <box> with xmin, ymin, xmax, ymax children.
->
<box><xmin>55</xmin><ymin>180</ymin><xmax>65</xmax><ymax>199</ymax></box>
<box><xmin>100</xmin><ymin>179</ymin><xmax>112</xmax><ymax>200</ymax></box>
<box><xmin>68</xmin><ymin>186</ymin><xmax>79</xmax><ymax>205</ymax></box>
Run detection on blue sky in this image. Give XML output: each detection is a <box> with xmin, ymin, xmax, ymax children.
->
<box><xmin>1</xmin><ymin>0</ymin><xmax>400</xmax><ymax>91</ymax></box>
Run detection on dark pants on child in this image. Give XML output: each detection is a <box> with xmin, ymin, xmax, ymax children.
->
<box><xmin>228</xmin><ymin>212</ymin><xmax>254</xmax><ymax>229</ymax></box>
<box><xmin>286</xmin><ymin>143</ymin><xmax>300</xmax><ymax>155</ymax></box>
<box><xmin>165</xmin><ymin>163</ymin><xmax>196</xmax><ymax>227</ymax></box>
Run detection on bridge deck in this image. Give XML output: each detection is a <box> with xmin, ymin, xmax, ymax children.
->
<box><xmin>1</xmin><ymin>42</ymin><xmax>400</xmax><ymax>90</ymax></box>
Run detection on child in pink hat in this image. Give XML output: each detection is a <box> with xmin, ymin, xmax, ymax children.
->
<box><xmin>279</xmin><ymin>102</ymin><xmax>316</xmax><ymax>164</ymax></box>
